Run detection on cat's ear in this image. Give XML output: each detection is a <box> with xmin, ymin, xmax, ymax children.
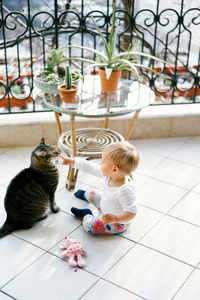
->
<box><xmin>35</xmin><ymin>150</ymin><xmax>46</xmax><ymax>157</ymax></box>
<box><xmin>40</xmin><ymin>138</ymin><xmax>46</xmax><ymax>145</ymax></box>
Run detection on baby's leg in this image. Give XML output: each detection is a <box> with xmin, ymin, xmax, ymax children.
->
<box><xmin>82</xmin><ymin>212</ymin><xmax>128</xmax><ymax>235</ymax></box>
<box><xmin>75</xmin><ymin>189</ymin><xmax>102</xmax><ymax>209</ymax></box>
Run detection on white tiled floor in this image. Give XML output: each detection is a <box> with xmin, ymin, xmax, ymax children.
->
<box><xmin>0</xmin><ymin>137</ymin><xmax>200</xmax><ymax>300</ymax></box>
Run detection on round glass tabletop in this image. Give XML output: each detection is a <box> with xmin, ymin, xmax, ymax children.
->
<box><xmin>33</xmin><ymin>75</ymin><xmax>155</xmax><ymax>118</ymax></box>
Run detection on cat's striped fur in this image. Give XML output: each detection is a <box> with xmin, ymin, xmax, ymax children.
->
<box><xmin>0</xmin><ymin>138</ymin><xmax>60</xmax><ymax>238</ymax></box>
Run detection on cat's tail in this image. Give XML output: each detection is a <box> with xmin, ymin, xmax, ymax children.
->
<box><xmin>0</xmin><ymin>220</ymin><xmax>14</xmax><ymax>238</ymax></box>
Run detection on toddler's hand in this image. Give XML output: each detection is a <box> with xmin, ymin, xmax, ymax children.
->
<box><xmin>102</xmin><ymin>213</ymin><xmax>117</xmax><ymax>224</ymax></box>
<box><xmin>59</xmin><ymin>155</ymin><xmax>75</xmax><ymax>165</ymax></box>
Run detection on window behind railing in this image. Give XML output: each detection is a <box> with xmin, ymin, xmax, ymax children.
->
<box><xmin>0</xmin><ymin>0</ymin><xmax>199</xmax><ymax>114</ymax></box>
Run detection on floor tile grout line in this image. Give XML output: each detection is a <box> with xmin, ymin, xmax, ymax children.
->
<box><xmin>171</xmin><ymin>265</ymin><xmax>200</xmax><ymax>299</ymax></box>
<box><xmin>135</xmin><ymin>241</ymin><xmax>197</xmax><ymax>268</ymax></box>
<box><xmin>135</xmin><ymin>136</ymin><xmax>195</xmax><ymax>164</ymax></box>
<box><xmin>85</xmin><ymin>242</ymin><xmax>148</xmax><ymax>299</ymax></box>
<box><xmin>9</xmin><ymin>233</ymin><xmax>195</xmax><ymax>300</ymax></box>
<box><xmin>134</xmin><ymin>136</ymin><xmax>193</xmax><ymax>155</ymax></box>
<box><xmin>163</xmin><ymin>156</ymin><xmax>200</xmax><ymax>169</ymax></box>
<box><xmin>139</xmin><ymin>202</ymin><xmax>200</xmax><ymax>228</ymax></box>
<box><xmin>0</xmin><ymin>152</ymin><xmax>31</xmax><ymax>164</ymax></box>
<box><xmin>46</xmin><ymin>223</ymin><xmax>83</xmax><ymax>253</ymax></box>
<box><xmin>136</xmin><ymin>170</ymin><xmax>200</xmax><ymax>191</ymax></box>
<box><xmin>101</xmin><ymin>277</ymin><xmax>148</xmax><ymax>300</ymax></box>
<box><xmin>78</xmin><ymin>278</ymin><xmax>101</xmax><ymax>300</ymax></box>
<box><xmin>0</xmin><ymin>251</ymin><xmax>47</xmax><ymax>290</ymax></box>
<box><xmin>138</xmin><ymin>186</ymin><xmax>200</xmax><ymax>228</ymax></box>
<box><xmin>163</xmin><ymin>136</ymin><xmax>194</xmax><ymax>157</ymax></box>
<box><xmin>79</xmin><ymin>276</ymin><xmax>147</xmax><ymax>300</ymax></box>
<box><xmin>100</xmin><ymin>241</ymin><xmax>138</xmax><ymax>278</ymax></box>
<box><xmin>1</xmin><ymin>225</ymin><xmax>90</xmax><ymax>293</ymax></box>
<box><xmin>2</xmin><ymin>183</ymin><xmax>197</xmax><ymax>292</ymax></box>
<box><xmin>0</xmin><ymin>290</ymin><xmax>16</xmax><ymax>300</ymax></box>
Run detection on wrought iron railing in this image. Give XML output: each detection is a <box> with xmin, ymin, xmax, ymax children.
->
<box><xmin>0</xmin><ymin>0</ymin><xmax>199</xmax><ymax>114</ymax></box>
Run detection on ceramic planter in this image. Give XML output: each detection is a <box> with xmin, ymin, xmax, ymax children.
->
<box><xmin>58</xmin><ymin>84</ymin><xmax>78</xmax><ymax>103</ymax></box>
<box><xmin>98</xmin><ymin>69</ymin><xmax>121</xmax><ymax>92</ymax></box>
<box><xmin>34</xmin><ymin>75</ymin><xmax>60</xmax><ymax>94</ymax></box>
<box><xmin>34</xmin><ymin>74</ymin><xmax>80</xmax><ymax>95</ymax></box>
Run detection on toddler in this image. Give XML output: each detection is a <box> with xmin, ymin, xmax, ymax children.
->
<box><xmin>60</xmin><ymin>141</ymin><xmax>140</xmax><ymax>235</ymax></box>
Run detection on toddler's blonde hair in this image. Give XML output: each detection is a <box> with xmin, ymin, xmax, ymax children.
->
<box><xmin>103</xmin><ymin>141</ymin><xmax>140</xmax><ymax>174</ymax></box>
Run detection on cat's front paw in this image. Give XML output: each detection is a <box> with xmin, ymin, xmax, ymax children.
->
<box><xmin>51</xmin><ymin>205</ymin><xmax>60</xmax><ymax>213</ymax></box>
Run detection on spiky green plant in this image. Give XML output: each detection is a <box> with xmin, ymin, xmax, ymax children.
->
<box><xmin>62</xmin><ymin>4</ymin><xmax>169</xmax><ymax>81</ymax></box>
<box><xmin>65</xmin><ymin>65</ymin><xmax>72</xmax><ymax>90</ymax></box>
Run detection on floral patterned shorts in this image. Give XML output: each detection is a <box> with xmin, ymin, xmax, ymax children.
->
<box><xmin>82</xmin><ymin>207</ymin><xmax>129</xmax><ymax>235</ymax></box>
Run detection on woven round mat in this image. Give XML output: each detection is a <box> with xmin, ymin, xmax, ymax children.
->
<box><xmin>58</xmin><ymin>128</ymin><xmax>124</xmax><ymax>158</ymax></box>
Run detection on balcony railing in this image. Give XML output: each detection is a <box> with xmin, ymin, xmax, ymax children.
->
<box><xmin>0</xmin><ymin>0</ymin><xmax>200</xmax><ymax>114</ymax></box>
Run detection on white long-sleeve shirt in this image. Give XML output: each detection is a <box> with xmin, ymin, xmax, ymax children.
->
<box><xmin>74</xmin><ymin>158</ymin><xmax>137</xmax><ymax>217</ymax></box>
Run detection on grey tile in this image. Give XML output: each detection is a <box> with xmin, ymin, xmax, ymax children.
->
<box><xmin>173</xmin><ymin>269</ymin><xmax>200</xmax><ymax>300</ymax></box>
<box><xmin>103</xmin><ymin>244</ymin><xmax>193</xmax><ymax>300</ymax></box>
<box><xmin>122</xmin><ymin>206</ymin><xmax>164</xmax><ymax>241</ymax></box>
<box><xmin>135</xmin><ymin>150</ymin><xmax>165</xmax><ymax>174</ymax></box>
<box><xmin>50</xmin><ymin>226</ymin><xmax>135</xmax><ymax>277</ymax></box>
<box><xmin>13</xmin><ymin>211</ymin><xmax>81</xmax><ymax>250</ymax></box>
<box><xmin>3</xmin><ymin>146</ymin><xmax>34</xmax><ymax>163</ymax></box>
<box><xmin>82</xmin><ymin>280</ymin><xmax>141</xmax><ymax>300</ymax></box>
<box><xmin>136</xmin><ymin>176</ymin><xmax>187</xmax><ymax>213</ymax></box>
<box><xmin>0</xmin><ymin>154</ymin><xmax>28</xmax><ymax>185</ymax></box>
<box><xmin>133</xmin><ymin>137</ymin><xmax>190</xmax><ymax>157</ymax></box>
<box><xmin>170</xmin><ymin>137</ymin><xmax>200</xmax><ymax>167</ymax></box>
<box><xmin>149</xmin><ymin>158</ymin><xmax>200</xmax><ymax>189</ymax></box>
<box><xmin>170</xmin><ymin>191</ymin><xmax>200</xmax><ymax>226</ymax></box>
<box><xmin>0</xmin><ymin>235</ymin><xmax>44</xmax><ymax>288</ymax></box>
<box><xmin>2</xmin><ymin>253</ymin><xmax>98</xmax><ymax>300</ymax></box>
<box><xmin>140</xmin><ymin>215</ymin><xmax>200</xmax><ymax>266</ymax></box>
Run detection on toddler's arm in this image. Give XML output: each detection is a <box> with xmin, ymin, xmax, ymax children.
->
<box><xmin>60</xmin><ymin>156</ymin><xmax>102</xmax><ymax>178</ymax></box>
<box><xmin>60</xmin><ymin>156</ymin><xmax>75</xmax><ymax>165</ymax></box>
<box><xmin>102</xmin><ymin>212</ymin><xmax>136</xmax><ymax>224</ymax></box>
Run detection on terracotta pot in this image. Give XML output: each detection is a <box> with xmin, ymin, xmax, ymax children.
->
<box><xmin>58</xmin><ymin>84</ymin><xmax>78</xmax><ymax>103</ymax></box>
<box><xmin>98</xmin><ymin>69</ymin><xmax>121</xmax><ymax>92</ymax></box>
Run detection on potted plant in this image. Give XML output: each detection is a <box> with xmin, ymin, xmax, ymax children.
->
<box><xmin>63</xmin><ymin>4</ymin><xmax>168</xmax><ymax>92</ymax></box>
<box><xmin>58</xmin><ymin>65</ymin><xmax>78</xmax><ymax>103</ymax></box>
<box><xmin>34</xmin><ymin>48</ymin><xmax>82</xmax><ymax>94</ymax></box>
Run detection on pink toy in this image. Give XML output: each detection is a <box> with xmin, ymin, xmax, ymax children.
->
<box><xmin>60</xmin><ymin>236</ymin><xmax>86</xmax><ymax>270</ymax></box>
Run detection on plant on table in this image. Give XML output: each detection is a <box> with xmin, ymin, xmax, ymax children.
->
<box><xmin>34</xmin><ymin>48</ymin><xmax>82</xmax><ymax>94</ymax></box>
<box><xmin>64</xmin><ymin>4</ymin><xmax>168</xmax><ymax>92</ymax></box>
<box><xmin>58</xmin><ymin>65</ymin><xmax>78</xmax><ymax>103</ymax></box>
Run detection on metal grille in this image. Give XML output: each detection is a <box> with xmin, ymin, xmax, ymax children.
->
<box><xmin>0</xmin><ymin>0</ymin><xmax>199</xmax><ymax>114</ymax></box>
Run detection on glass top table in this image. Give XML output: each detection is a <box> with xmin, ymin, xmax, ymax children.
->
<box><xmin>33</xmin><ymin>75</ymin><xmax>155</xmax><ymax>190</ymax></box>
<box><xmin>38</xmin><ymin>75</ymin><xmax>155</xmax><ymax>118</ymax></box>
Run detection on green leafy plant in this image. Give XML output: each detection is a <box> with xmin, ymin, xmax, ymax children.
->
<box><xmin>36</xmin><ymin>48</ymin><xmax>83</xmax><ymax>86</ymax></box>
<box><xmin>64</xmin><ymin>4</ymin><xmax>168</xmax><ymax>81</ymax></box>
<box><xmin>50</xmin><ymin>48</ymin><xmax>67</xmax><ymax>71</ymax></box>
<box><xmin>72</xmin><ymin>71</ymin><xmax>84</xmax><ymax>83</ymax></box>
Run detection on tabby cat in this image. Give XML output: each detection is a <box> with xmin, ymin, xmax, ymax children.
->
<box><xmin>0</xmin><ymin>138</ymin><xmax>60</xmax><ymax>238</ymax></box>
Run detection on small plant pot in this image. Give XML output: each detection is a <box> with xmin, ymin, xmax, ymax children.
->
<box><xmin>58</xmin><ymin>84</ymin><xmax>78</xmax><ymax>103</ymax></box>
<box><xmin>98</xmin><ymin>69</ymin><xmax>121</xmax><ymax>92</ymax></box>
<box><xmin>34</xmin><ymin>75</ymin><xmax>61</xmax><ymax>94</ymax></box>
